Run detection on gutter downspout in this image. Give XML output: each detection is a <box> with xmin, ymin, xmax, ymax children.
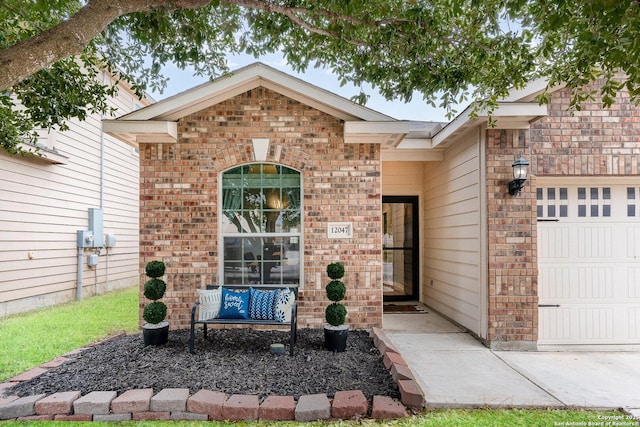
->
<box><xmin>100</xmin><ymin>70</ymin><xmax>106</xmax><ymax>296</ymax></box>
<box><xmin>76</xmin><ymin>71</ymin><xmax>108</xmax><ymax>300</ymax></box>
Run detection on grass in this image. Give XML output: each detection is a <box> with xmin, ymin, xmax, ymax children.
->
<box><xmin>0</xmin><ymin>286</ymin><xmax>139</xmax><ymax>382</ymax></box>
<box><xmin>0</xmin><ymin>287</ymin><xmax>632</xmax><ymax>426</ymax></box>
<box><xmin>0</xmin><ymin>409</ymin><xmax>631</xmax><ymax>426</ymax></box>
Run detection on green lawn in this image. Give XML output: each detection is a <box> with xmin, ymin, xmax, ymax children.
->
<box><xmin>0</xmin><ymin>409</ymin><xmax>631</xmax><ymax>426</ymax></box>
<box><xmin>0</xmin><ymin>286</ymin><xmax>139</xmax><ymax>382</ymax></box>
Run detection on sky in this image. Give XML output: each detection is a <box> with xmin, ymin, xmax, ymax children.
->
<box><xmin>149</xmin><ymin>52</ymin><xmax>457</xmax><ymax>123</ymax></box>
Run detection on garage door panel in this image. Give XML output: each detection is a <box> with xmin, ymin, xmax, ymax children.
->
<box><xmin>626</xmin><ymin>227</ymin><xmax>640</xmax><ymax>257</ymax></box>
<box><xmin>577</xmin><ymin>267</ymin><xmax>613</xmax><ymax>299</ymax></box>
<box><xmin>578</xmin><ymin>307</ymin><xmax>614</xmax><ymax>340</ymax></box>
<box><xmin>539</xmin><ymin>307</ymin><xmax>571</xmax><ymax>341</ymax></box>
<box><xmin>577</xmin><ymin>227</ymin><xmax>613</xmax><ymax>259</ymax></box>
<box><xmin>538</xmin><ymin>184</ymin><xmax>640</xmax><ymax>346</ymax></box>
<box><xmin>630</xmin><ymin>308</ymin><xmax>640</xmax><ymax>339</ymax></box>
<box><xmin>538</xmin><ymin>227</ymin><xmax>570</xmax><ymax>258</ymax></box>
<box><xmin>539</xmin><ymin>266</ymin><xmax>571</xmax><ymax>300</ymax></box>
<box><xmin>629</xmin><ymin>268</ymin><xmax>640</xmax><ymax>298</ymax></box>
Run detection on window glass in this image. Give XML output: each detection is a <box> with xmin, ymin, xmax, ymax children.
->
<box><xmin>559</xmin><ymin>188</ymin><xmax>568</xmax><ymax>200</ymax></box>
<box><xmin>578</xmin><ymin>188</ymin><xmax>586</xmax><ymax>200</ymax></box>
<box><xmin>221</xmin><ymin>164</ymin><xmax>301</xmax><ymax>286</ymax></box>
<box><xmin>547</xmin><ymin>188</ymin><xmax>555</xmax><ymax>200</ymax></box>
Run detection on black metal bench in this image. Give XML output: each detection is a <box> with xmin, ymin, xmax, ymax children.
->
<box><xmin>189</xmin><ymin>285</ymin><xmax>298</xmax><ymax>356</ymax></box>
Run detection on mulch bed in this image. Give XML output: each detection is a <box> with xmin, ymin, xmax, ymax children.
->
<box><xmin>6</xmin><ymin>328</ymin><xmax>400</xmax><ymax>402</ymax></box>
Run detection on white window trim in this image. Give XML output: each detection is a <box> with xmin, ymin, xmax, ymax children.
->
<box><xmin>218</xmin><ymin>163</ymin><xmax>304</xmax><ymax>287</ymax></box>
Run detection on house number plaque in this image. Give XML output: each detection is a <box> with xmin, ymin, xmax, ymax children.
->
<box><xmin>327</xmin><ymin>222</ymin><xmax>353</xmax><ymax>239</ymax></box>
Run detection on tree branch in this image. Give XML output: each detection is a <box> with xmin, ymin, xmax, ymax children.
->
<box><xmin>0</xmin><ymin>0</ymin><xmax>210</xmax><ymax>91</ymax></box>
<box><xmin>0</xmin><ymin>0</ymin><xmax>439</xmax><ymax>92</ymax></box>
<box><xmin>224</xmin><ymin>0</ymin><xmax>410</xmax><ymax>47</ymax></box>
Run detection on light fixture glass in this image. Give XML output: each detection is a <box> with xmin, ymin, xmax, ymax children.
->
<box><xmin>512</xmin><ymin>157</ymin><xmax>529</xmax><ymax>180</ymax></box>
<box><xmin>508</xmin><ymin>156</ymin><xmax>529</xmax><ymax>196</ymax></box>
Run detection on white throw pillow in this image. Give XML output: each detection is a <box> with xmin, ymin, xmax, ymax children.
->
<box><xmin>197</xmin><ymin>287</ymin><xmax>222</xmax><ymax>321</ymax></box>
<box><xmin>274</xmin><ymin>288</ymin><xmax>296</xmax><ymax>323</ymax></box>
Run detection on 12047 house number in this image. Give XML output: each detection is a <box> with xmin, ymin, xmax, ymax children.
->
<box><xmin>327</xmin><ymin>222</ymin><xmax>353</xmax><ymax>239</ymax></box>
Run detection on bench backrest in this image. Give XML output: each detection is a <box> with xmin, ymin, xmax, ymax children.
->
<box><xmin>205</xmin><ymin>285</ymin><xmax>299</xmax><ymax>299</ymax></box>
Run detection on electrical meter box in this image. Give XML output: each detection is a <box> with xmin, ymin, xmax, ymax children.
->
<box><xmin>87</xmin><ymin>254</ymin><xmax>99</xmax><ymax>267</ymax></box>
<box><xmin>77</xmin><ymin>230</ymin><xmax>94</xmax><ymax>248</ymax></box>
<box><xmin>105</xmin><ymin>234</ymin><xmax>117</xmax><ymax>248</ymax></box>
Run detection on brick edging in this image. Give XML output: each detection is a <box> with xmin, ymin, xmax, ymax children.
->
<box><xmin>0</xmin><ymin>328</ymin><xmax>425</xmax><ymax>421</ymax></box>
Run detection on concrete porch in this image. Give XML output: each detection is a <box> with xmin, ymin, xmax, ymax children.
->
<box><xmin>382</xmin><ymin>304</ymin><xmax>640</xmax><ymax>413</ymax></box>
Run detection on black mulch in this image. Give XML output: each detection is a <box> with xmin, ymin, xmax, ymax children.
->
<box><xmin>7</xmin><ymin>328</ymin><xmax>400</xmax><ymax>402</ymax></box>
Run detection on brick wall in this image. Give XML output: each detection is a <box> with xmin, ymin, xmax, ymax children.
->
<box><xmin>139</xmin><ymin>87</ymin><xmax>383</xmax><ymax>330</ymax></box>
<box><xmin>485</xmin><ymin>129</ymin><xmax>538</xmax><ymax>350</ymax></box>
<box><xmin>531</xmin><ymin>80</ymin><xmax>640</xmax><ymax>176</ymax></box>
<box><xmin>484</xmin><ymin>81</ymin><xmax>640</xmax><ymax>349</ymax></box>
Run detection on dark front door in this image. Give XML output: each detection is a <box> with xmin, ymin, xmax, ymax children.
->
<box><xmin>382</xmin><ymin>196</ymin><xmax>419</xmax><ymax>301</ymax></box>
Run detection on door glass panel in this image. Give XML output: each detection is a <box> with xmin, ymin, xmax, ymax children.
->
<box><xmin>382</xmin><ymin>197</ymin><xmax>418</xmax><ymax>300</ymax></box>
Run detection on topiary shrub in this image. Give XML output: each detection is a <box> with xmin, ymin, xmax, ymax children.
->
<box><xmin>145</xmin><ymin>260</ymin><xmax>166</xmax><ymax>278</ymax></box>
<box><xmin>326</xmin><ymin>280</ymin><xmax>346</xmax><ymax>302</ymax></box>
<box><xmin>325</xmin><ymin>262</ymin><xmax>347</xmax><ymax>327</ymax></box>
<box><xmin>143</xmin><ymin>301</ymin><xmax>167</xmax><ymax>325</ymax></box>
<box><xmin>142</xmin><ymin>260</ymin><xmax>167</xmax><ymax>325</ymax></box>
<box><xmin>325</xmin><ymin>302</ymin><xmax>347</xmax><ymax>327</ymax></box>
<box><xmin>326</xmin><ymin>262</ymin><xmax>345</xmax><ymax>280</ymax></box>
<box><xmin>143</xmin><ymin>278</ymin><xmax>167</xmax><ymax>301</ymax></box>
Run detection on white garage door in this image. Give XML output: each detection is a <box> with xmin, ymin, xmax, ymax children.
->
<box><xmin>537</xmin><ymin>183</ymin><xmax>640</xmax><ymax>346</ymax></box>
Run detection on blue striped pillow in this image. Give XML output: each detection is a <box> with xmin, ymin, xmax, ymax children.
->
<box><xmin>249</xmin><ymin>288</ymin><xmax>280</xmax><ymax>320</ymax></box>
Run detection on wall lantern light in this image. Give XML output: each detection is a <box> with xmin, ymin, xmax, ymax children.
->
<box><xmin>508</xmin><ymin>156</ymin><xmax>529</xmax><ymax>196</ymax></box>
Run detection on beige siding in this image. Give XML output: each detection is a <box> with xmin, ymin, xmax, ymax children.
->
<box><xmin>382</xmin><ymin>162</ymin><xmax>424</xmax><ymax>196</ymax></box>
<box><xmin>422</xmin><ymin>130</ymin><xmax>483</xmax><ymax>334</ymax></box>
<box><xmin>0</xmin><ymin>77</ymin><xmax>144</xmax><ymax>317</ymax></box>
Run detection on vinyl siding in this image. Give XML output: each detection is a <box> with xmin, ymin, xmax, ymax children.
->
<box><xmin>0</xmin><ymin>76</ymin><xmax>145</xmax><ymax>316</ymax></box>
<box><xmin>422</xmin><ymin>131</ymin><xmax>482</xmax><ymax>334</ymax></box>
<box><xmin>382</xmin><ymin>162</ymin><xmax>424</xmax><ymax>196</ymax></box>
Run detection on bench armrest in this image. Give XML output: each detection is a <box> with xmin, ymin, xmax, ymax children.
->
<box><xmin>191</xmin><ymin>301</ymin><xmax>200</xmax><ymax>323</ymax></box>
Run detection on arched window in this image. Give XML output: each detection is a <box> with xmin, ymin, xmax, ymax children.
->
<box><xmin>221</xmin><ymin>164</ymin><xmax>301</xmax><ymax>286</ymax></box>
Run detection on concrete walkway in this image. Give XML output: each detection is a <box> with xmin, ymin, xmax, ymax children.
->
<box><xmin>383</xmin><ymin>306</ymin><xmax>640</xmax><ymax>415</ymax></box>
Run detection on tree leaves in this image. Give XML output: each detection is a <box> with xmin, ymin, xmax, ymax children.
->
<box><xmin>1</xmin><ymin>0</ymin><xmax>639</xmax><ymax>155</ymax></box>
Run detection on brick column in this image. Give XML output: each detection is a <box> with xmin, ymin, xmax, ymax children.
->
<box><xmin>485</xmin><ymin>129</ymin><xmax>538</xmax><ymax>350</ymax></box>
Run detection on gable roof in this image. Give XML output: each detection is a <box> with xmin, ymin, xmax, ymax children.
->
<box><xmin>104</xmin><ymin>62</ymin><xmax>548</xmax><ymax>160</ymax></box>
<box><xmin>119</xmin><ymin>62</ymin><xmax>395</xmax><ymax>122</ymax></box>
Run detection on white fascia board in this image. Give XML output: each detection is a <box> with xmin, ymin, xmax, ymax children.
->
<box><xmin>16</xmin><ymin>142</ymin><xmax>69</xmax><ymax>164</ymax></box>
<box><xmin>502</xmin><ymin>78</ymin><xmax>567</xmax><ymax>103</ymax></box>
<box><xmin>432</xmin><ymin>102</ymin><xmax>548</xmax><ymax>148</ymax></box>
<box><xmin>257</xmin><ymin>75</ymin><xmax>393</xmax><ymax>122</ymax></box>
<box><xmin>102</xmin><ymin>120</ymin><xmax>177</xmax><ymax>144</ymax></box>
<box><xmin>345</xmin><ymin>120</ymin><xmax>441</xmax><ymax>135</ymax></box>
<box><xmin>431</xmin><ymin>107</ymin><xmax>476</xmax><ymax>148</ymax></box>
<box><xmin>489</xmin><ymin>102</ymin><xmax>548</xmax><ymax>117</ymax></box>
<box><xmin>117</xmin><ymin>62</ymin><xmax>394</xmax><ymax>123</ymax></box>
<box><xmin>501</xmin><ymin>78</ymin><xmax>550</xmax><ymax>102</ymax></box>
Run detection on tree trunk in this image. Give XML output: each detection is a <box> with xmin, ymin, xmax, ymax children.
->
<box><xmin>0</xmin><ymin>0</ymin><xmax>211</xmax><ymax>91</ymax></box>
